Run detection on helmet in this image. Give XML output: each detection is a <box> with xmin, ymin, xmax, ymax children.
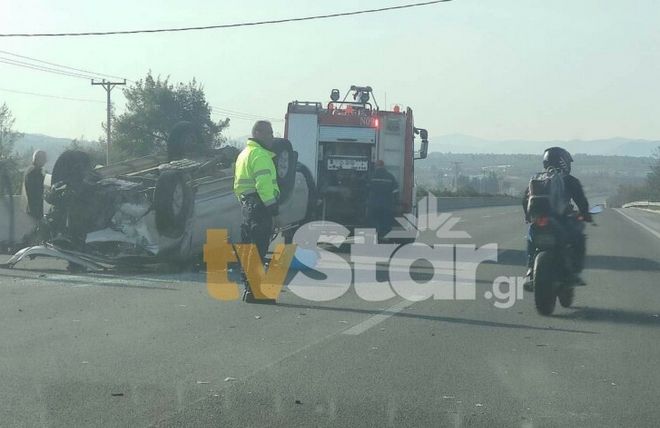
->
<box><xmin>543</xmin><ymin>147</ymin><xmax>573</xmax><ymax>174</ymax></box>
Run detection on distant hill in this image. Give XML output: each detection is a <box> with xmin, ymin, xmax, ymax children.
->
<box><xmin>12</xmin><ymin>133</ymin><xmax>88</xmax><ymax>169</ymax></box>
<box><xmin>431</xmin><ymin>134</ymin><xmax>659</xmax><ymax>157</ymax></box>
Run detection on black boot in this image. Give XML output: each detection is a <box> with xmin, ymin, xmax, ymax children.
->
<box><xmin>242</xmin><ymin>289</ymin><xmax>277</xmax><ymax>304</ymax></box>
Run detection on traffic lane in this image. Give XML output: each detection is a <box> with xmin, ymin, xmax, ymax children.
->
<box><xmin>156</xmin><ymin>207</ymin><xmax>660</xmax><ymax>427</ymax></box>
<box><xmin>0</xmin><ymin>206</ymin><xmax>523</xmax><ymax>428</ymax></box>
<box><xmin>3</xmin><ymin>205</ymin><xmax>659</xmax><ymax>427</ymax></box>
<box><xmin>1</xmin><ymin>259</ymin><xmax>438</xmax><ymax>427</ymax></box>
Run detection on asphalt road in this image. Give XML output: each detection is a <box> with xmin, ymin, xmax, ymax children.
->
<box><xmin>1</xmin><ymin>206</ymin><xmax>660</xmax><ymax>427</ymax></box>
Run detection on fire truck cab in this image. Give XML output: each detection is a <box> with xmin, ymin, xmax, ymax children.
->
<box><xmin>284</xmin><ymin>85</ymin><xmax>428</xmax><ymax>240</ymax></box>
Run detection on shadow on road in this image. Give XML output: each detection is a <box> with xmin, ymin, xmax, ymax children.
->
<box><xmin>495</xmin><ymin>249</ymin><xmax>660</xmax><ymax>272</ymax></box>
<box><xmin>276</xmin><ymin>302</ymin><xmax>598</xmax><ymax>335</ymax></box>
<box><xmin>554</xmin><ymin>306</ymin><xmax>660</xmax><ymax>327</ymax></box>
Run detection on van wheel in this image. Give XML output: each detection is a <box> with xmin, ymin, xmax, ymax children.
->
<box><xmin>154</xmin><ymin>171</ymin><xmax>193</xmax><ymax>238</ymax></box>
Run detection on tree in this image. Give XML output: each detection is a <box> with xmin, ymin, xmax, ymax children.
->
<box><xmin>0</xmin><ymin>103</ymin><xmax>22</xmax><ymax>159</ymax></box>
<box><xmin>112</xmin><ymin>72</ymin><xmax>229</xmax><ymax>159</ymax></box>
<box><xmin>647</xmin><ymin>146</ymin><xmax>660</xmax><ymax>200</ymax></box>
<box><xmin>0</xmin><ymin>103</ymin><xmax>23</xmax><ymax>195</ymax></box>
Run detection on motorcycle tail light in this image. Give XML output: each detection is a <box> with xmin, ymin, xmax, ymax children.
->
<box><xmin>535</xmin><ymin>216</ymin><xmax>549</xmax><ymax>227</ymax></box>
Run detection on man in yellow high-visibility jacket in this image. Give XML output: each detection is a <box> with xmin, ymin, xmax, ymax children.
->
<box><xmin>233</xmin><ymin>120</ymin><xmax>280</xmax><ymax>303</ymax></box>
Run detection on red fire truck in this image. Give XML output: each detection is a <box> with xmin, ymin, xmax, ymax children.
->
<box><xmin>283</xmin><ymin>85</ymin><xmax>428</xmax><ymax>241</ymax></box>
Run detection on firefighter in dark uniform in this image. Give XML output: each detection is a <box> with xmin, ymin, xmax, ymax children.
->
<box><xmin>367</xmin><ymin>160</ymin><xmax>399</xmax><ymax>240</ymax></box>
<box><xmin>24</xmin><ymin>150</ymin><xmax>47</xmax><ymax>222</ymax></box>
<box><xmin>233</xmin><ymin>121</ymin><xmax>280</xmax><ymax>304</ymax></box>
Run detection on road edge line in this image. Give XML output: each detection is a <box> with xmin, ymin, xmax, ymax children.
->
<box><xmin>613</xmin><ymin>208</ymin><xmax>660</xmax><ymax>241</ymax></box>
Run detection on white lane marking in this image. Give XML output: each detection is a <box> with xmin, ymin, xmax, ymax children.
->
<box><xmin>614</xmin><ymin>208</ymin><xmax>660</xmax><ymax>241</ymax></box>
<box><xmin>342</xmin><ymin>299</ymin><xmax>417</xmax><ymax>336</ymax></box>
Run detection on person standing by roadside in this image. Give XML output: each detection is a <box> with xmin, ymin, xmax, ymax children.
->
<box><xmin>233</xmin><ymin>121</ymin><xmax>280</xmax><ymax>304</ymax></box>
<box><xmin>367</xmin><ymin>160</ymin><xmax>399</xmax><ymax>240</ymax></box>
<box><xmin>24</xmin><ymin>150</ymin><xmax>47</xmax><ymax>222</ymax></box>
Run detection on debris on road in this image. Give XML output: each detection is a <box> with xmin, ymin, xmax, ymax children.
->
<box><xmin>111</xmin><ymin>393</ymin><xmax>124</xmax><ymax>397</ymax></box>
<box><xmin>196</xmin><ymin>381</ymin><xmax>210</xmax><ymax>385</ymax></box>
<box><xmin>295</xmin><ymin>400</ymin><xmax>302</xmax><ymax>405</ymax></box>
<box><xmin>475</xmin><ymin>403</ymin><xmax>484</xmax><ymax>407</ymax></box>
<box><xmin>224</xmin><ymin>377</ymin><xmax>237</xmax><ymax>382</ymax></box>
<box><xmin>81</xmin><ymin>361</ymin><xmax>89</xmax><ymax>364</ymax></box>
<box><xmin>442</xmin><ymin>395</ymin><xmax>455</xmax><ymax>400</ymax></box>
<box><xmin>255</xmin><ymin>315</ymin><xmax>262</xmax><ymax>320</ymax></box>
<box><xmin>339</xmin><ymin>320</ymin><xmax>348</xmax><ymax>324</ymax></box>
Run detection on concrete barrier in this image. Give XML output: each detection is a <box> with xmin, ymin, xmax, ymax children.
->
<box><xmin>621</xmin><ymin>201</ymin><xmax>660</xmax><ymax>209</ymax></box>
<box><xmin>434</xmin><ymin>196</ymin><xmax>520</xmax><ymax>212</ymax></box>
<box><xmin>0</xmin><ymin>195</ymin><xmax>36</xmax><ymax>246</ymax></box>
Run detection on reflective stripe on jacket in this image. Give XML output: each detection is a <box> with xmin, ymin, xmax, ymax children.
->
<box><xmin>233</xmin><ymin>139</ymin><xmax>280</xmax><ymax>207</ymax></box>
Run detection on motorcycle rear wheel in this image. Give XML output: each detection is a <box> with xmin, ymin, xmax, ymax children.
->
<box><xmin>533</xmin><ymin>251</ymin><xmax>557</xmax><ymax>316</ymax></box>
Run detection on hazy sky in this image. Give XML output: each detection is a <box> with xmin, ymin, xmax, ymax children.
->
<box><xmin>0</xmin><ymin>0</ymin><xmax>658</xmax><ymax>142</ymax></box>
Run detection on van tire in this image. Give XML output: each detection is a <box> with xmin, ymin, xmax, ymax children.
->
<box><xmin>154</xmin><ymin>171</ymin><xmax>193</xmax><ymax>238</ymax></box>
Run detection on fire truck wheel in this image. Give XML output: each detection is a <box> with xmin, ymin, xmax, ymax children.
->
<box><xmin>272</xmin><ymin>138</ymin><xmax>297</xmax><ymax>202</ymax></box>
<box><xmin>154</xmin><ymin>171</ymin><xmax>193</xmax><ymax>238</ymax></box>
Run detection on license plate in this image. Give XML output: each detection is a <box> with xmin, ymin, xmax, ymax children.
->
<box><xmin>327</xmin><ymin>158</ymin><xmax>368</xmax><ymax>171</ymax></box>
<box><xmin>534</xmin><ymin>233</ymin><xmax>556</xmax><ymax>249</ymax></box>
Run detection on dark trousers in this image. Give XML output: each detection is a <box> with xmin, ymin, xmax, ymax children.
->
<box><xmin>368</xmin><ymin>204</ymin><xmax>393</xmax><ymax>239</ymax></box>
<box><xmin>239</xmin><ymin>195</ymin><xmax>273</xmax><ymax>290</ymax></box>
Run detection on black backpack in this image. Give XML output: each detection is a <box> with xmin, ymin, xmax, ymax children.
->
<box><xmin>527</xmin><ymin>168</ymin><xmax>569</xmax><ymax>218</ymax></box>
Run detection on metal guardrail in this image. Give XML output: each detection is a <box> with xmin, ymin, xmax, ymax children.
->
<box><xmin>622</xmin><ymin>201</ymin><xmax>660</xmax><ymax>209</ymax></box>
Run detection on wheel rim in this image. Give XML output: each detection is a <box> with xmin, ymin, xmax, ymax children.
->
<box><xmin>277</xmin><ymin>151</ymin><xmax>289</xmax><ymax>178</ymax></box>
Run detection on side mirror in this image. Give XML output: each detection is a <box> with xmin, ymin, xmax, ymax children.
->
<box><xmin>414</xmin><ymin>128</ymin><xmax>429</xmax><ymax>160</ymax></box>
<box><xmin>419</xmin><ymin>139</ymin><xmax>429</xmax><ymax>160</ymax></box>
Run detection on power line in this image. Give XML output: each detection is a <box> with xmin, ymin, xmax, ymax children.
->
<box><xmin>0</xmin><ymin>0</ymin><xmax>452</xmax><ymax>38</ymax></box>
<box><xmin>211</xmin><ymin>108</ymin><xmax>283</xmax><ymax>122</ymax></box>
<box><xmin>0</xmin><ymin>57</ymin><xmax>96</xmax><ymax>80</ymax></box>
<box><xmin>0</xmin><ymin>49</ymin><xmax>133</xmax><ymax>82</ymax></box>
<box><xmin>211</xmin><ymin>106</ymin><xmax>281</xmax><ymax>121</ymax></box>
<box><xmin>0</xmin><ymin>87</ymin><xmax>105</xmax><ymax>103</ymax></box>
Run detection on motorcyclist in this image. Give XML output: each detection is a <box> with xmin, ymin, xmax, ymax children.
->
<box><xmin>522</xmin><ymin>147</ymin><xmax>592</xmax><ymax>285</ymax></box>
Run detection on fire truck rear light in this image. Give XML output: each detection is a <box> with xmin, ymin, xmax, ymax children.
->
<box><xmin>373</xmin><ymin>118</ymin><xmax>379</xmax><ymax>128</ymax></box>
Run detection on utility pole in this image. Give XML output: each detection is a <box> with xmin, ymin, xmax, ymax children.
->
<box><xmin>91</xmin><ymin>79</ymin><xmax>126</xmax><ymax>165</ymax></box>
<box><xmin>451</xmin><ymin>161</ymin><xmax>463</xmax><ymax>193</ymax></box>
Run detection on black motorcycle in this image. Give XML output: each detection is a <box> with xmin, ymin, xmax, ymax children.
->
<box><xmin>527</xmin><ymin>205</ymin><xmax>602</xmax><ymax>315</ymax></box>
